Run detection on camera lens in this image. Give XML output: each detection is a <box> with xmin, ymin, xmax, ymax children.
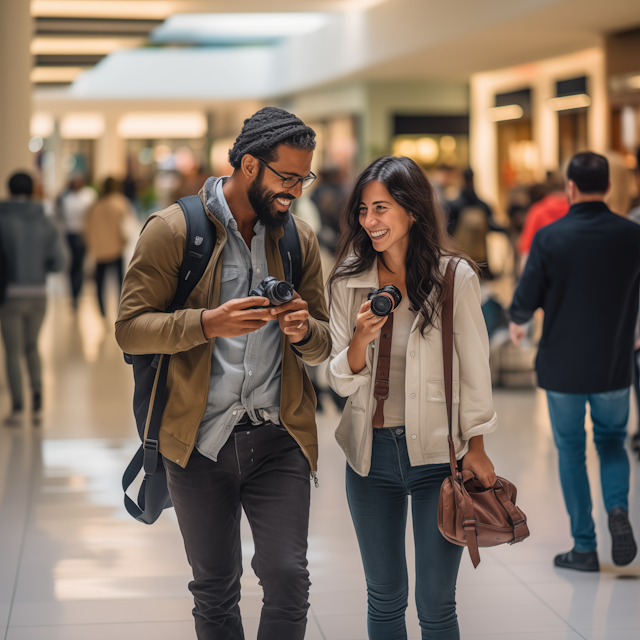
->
<box><xmin>269</xmin><ymin>280</ymin><xmax>294</xmax><ymax>305</ymax></box>
<box><xmin>370</xmin><ymin>293</ymin><xmax>394</xmax><ymax>316</ymax></box>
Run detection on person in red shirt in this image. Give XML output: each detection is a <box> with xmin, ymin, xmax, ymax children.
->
<box><xmin>518</xmin><ymin>173</ymin><xmax>569</xmax><ymax>269</ymax></box>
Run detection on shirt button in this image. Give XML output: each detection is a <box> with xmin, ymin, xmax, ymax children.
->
<box><xmin>176</xmin><ymin>459</ymin><xmax>180</xmax><ymax>463</ymax></box>
<box><xmin>256</xmin><ymin>268</ymin><xmax>261</xmax><ymax>273</ymax></box>
<box><xmin>248</xmin><ymin>371</ymin><xmax>253</xmax><ymax>376</ymax></box>
<box><xmin>232</xmin><ymin>411</ymin><xmax>237</xmax><ymax>416</ymax></box>
<box><xmin>410</xmin><ymin>351</ymin><xmax>415</xmax><ymax>357</ymax></box>
<box><xmin>410</xmin><ymin>393</ymin><xmax>416</xmax><ymax>399</ymax></box>
<box><xmin>411</xmin><ymin>435</ymin><xmax>417</xmax><ymax>440</ymax></box>
<box><xmin>194</xmin><ymin>341</ymin><xmax>199</xmax><ymax>345</ymax></box>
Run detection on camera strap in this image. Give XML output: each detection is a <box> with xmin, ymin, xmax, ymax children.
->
<box><xmin>372</xmin><ymin>312</ymin><xmax>394</xmax><ymax>429</ymax></box>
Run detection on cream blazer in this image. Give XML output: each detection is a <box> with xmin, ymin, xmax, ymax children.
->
<box><xmin>327</xmin><ymin>257</ymin><xmax>497</xmax><ymax>477</ymax></box>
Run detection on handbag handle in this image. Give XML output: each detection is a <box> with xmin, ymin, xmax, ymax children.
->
<box><xmin>442</xmin><ymin>258</ymin><xmax>460</xmax><ymax>478</ymax></box>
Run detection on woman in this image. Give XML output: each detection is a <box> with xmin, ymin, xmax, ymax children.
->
<box><xmin>327</xmin><ymin>156</ymin><xmax>498</xmax><ymax>639</ymax></box>
<box><xmin>84</xmin><ymin>177</ymin><xmax>135</xmax><ymax>317</ymax></box>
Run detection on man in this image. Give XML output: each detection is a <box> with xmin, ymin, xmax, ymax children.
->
<box><xmin>510</xmin><ymin>152</ymin><xmax>640</xmax><ymax>572</ymax></box>
<box><xmin>0</xmin><ymin>172</ymin><xmax>65</xmax><ymax>425</ymax></box>
<box><xmin>57</xmin><ymin>175</ymin><xmax>97</xmax><ymax>308</ymax></box>
<box><xmin>116</xmin><ymin>107</ymin><xmax>331</xmax><ymax>639</ymax></box>
<box><xmin>518</xmin><ymin>172</ymin><xmax>569</xmax><ymax>270</ymax></box>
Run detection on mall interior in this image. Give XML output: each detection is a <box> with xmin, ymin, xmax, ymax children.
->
<box><xmin>2</xmin><ymin>1</ymin><xmax>640</xmax><ymax>639</ymax></box>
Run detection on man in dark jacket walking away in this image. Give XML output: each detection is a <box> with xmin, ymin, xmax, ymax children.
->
<box><xmin>0</xmin><ymin>172</ymin><xmax>65</xmax><ymax>426</ymax></box>
<box><xmin>510</xmin><ymin>152</ymin><xmax>640</xmax><ymax>571</ymax></box>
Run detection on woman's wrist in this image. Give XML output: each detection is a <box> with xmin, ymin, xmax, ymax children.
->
<box><xmin>347</xmin><ymin>334</ymin><xmax>367</xmax><ymax>374</ymax></box>
<box><xmin>468</xmin><ymin>435</ymin><xmax>485</xmax><ymax>451</ymax></box>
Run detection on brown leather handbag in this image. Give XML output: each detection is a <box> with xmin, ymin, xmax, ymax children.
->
<box><xmin>437</xmin><ymin>259</ymin><xmax>530</xmax><ymax>568</ymax></box>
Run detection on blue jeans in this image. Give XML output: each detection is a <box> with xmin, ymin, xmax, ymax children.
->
<box><xmin>546</xmin><ymin>389</ymin><xmax>631</xmax><ymax>552</ymax></box>
<box><xmin>346</xmin><ymin>428</ymin><xmax>463</xmax><ymax>640</ymax></box>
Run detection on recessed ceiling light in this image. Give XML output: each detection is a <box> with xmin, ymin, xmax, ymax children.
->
<box><xmin>31</xmin><ymin>37</ymin><xmax>146</xmax><ymax>56</ymax></box>
<box><xmin>488</xmin><ymin>105</ymin><xmax>524</xmax><ymax>122</ymax></box>
<box><xmin>31</xmin><ymin>67</ymin><xmax>85</xmax><ymax>83</ymax></box>
<box><xmin>547</xmin><ymin>94</ymin><xmax>591</xmax><ymax>111</ymax></box>
<box><xmin>31</xmin><ymin>1</ymin><xmax>175</xmax><ymax>19</ymax></box>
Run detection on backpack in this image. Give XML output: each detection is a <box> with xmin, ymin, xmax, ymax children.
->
<box><xmin>122</xmin><ymin>195</ymin><xmax>302</xmax><ymax>524</ymax></box>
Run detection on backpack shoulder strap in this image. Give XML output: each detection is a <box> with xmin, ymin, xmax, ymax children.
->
<box><xmin>171</xmin><ymin>195</ymin><xmax>217</xmax><ymax>312</ymax></box>
<box><xmin>279</xmin><ymin>214</ymin><xmax>302</xmax><ymax>291</ymax></box>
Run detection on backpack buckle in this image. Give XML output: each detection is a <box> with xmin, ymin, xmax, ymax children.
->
<box><xmin>143</xmin><ymin>438</ymin><xmax>159</xmax><ymax>474</ymax></box>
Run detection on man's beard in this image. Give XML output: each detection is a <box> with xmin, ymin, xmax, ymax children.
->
<box><xmin>247</xmin><ymin>172</ymin><xmax>293</xmax><ymax>230</ymax></box>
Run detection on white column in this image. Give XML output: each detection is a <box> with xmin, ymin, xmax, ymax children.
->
<box><xmin>470</xmin><ymin>74</ymin><xmax>499</xmax><ymax>210</ymax></box>
<box><xmin>95</xmin><ymin>114</ymin><xmax>126</xmax><ymax>184</ymax></box>
<box><xmin>0</xmin><ymin>0</ymin><xmax>32</xmax><ymax>198</ymax></box>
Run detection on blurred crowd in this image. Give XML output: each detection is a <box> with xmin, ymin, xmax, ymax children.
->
<box><xmin>1</xmin><ymin>147</ymin><xmax>640</xmax><ymax>427</ymax></box>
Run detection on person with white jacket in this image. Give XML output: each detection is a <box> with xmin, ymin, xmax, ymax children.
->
<box><xmin>327</xmin><ymin>156</ymin><xmax>498</xmax><ymax>640</ymax></box>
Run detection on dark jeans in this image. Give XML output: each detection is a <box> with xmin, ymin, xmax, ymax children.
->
<box><xmin>164</xmin><ymin>422</ymin><xmax>311</xmax><ymax>640</ymax></box>
<box><xmin>66</xmin><ymin>233</ymin><xmax>85</xmax><ymax>303</ymax></box>
<box><xmin>346</xmin><ymin>428</ymin><xmax>463</xmax><ymax>640</ymax></box>
<box><xmin>547</xmin><ymin>389</ymin><xmax>631</xmax><ymax>552</ymax></box>
<box><xmin>95</xmin><ymin>257</ymin><xmax>123</xmax><ymax>316</ymax></box>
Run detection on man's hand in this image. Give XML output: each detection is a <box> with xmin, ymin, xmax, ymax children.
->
<box><xmin>509</xmin><ymin>321</ymin><xmax>526</xmax><ymax>346</ymax></box>
<box><xmin>201</xmin><ymin>297</ymin><xmax>272</xmax><ymax>339</ymax></box>
<box><xmin>270</xmin><ymin>292</ymin><xmax>310</xmax><ymax>344</ymax></box>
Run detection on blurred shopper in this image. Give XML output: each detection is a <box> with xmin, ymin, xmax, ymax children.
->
<box><xmin>116</xmin><ymin>107</ymin><xmax>330</xmax><ymax>640</ymax></box>
<box><xmin>517</xmin><ymin>172</ymin><xmax>569</xmax><ymax>270</ymax></box>
<box><xmin>510</xmin><ymin>152</ymin><xmax>640</xmax><ymax>571</ymax></box>
<box><xmin>57</xmin><ymin>175</ymin><xmax>97</xmax><ymax>308</ymax></box>
<box><xmin>627</xmin><ymin>147</ymin><xmax>640</xmax><ymax>457</ymax></box>
<box><xmin>311</xmin><ymin>166</ymin><xmax>345</xmax><ymax>254</ymax></box>
<box><xmin>0</xmin><ymin>172</ymin><xmax>64</xmax><ymax>426</ymax></box>
<box><xmin>605</xmin><ymin>150</ymin><xmax>635</xmax><ymax>216</ymax></box>
<box><xmin>84</xmin><ymin>177</ymin><xmax>134</xmax><ymax>317</ymax></box>
<box><xmin>446</xmin><ymin>167</ymin><xmax>506</xmax><ymax>277</ymax></box>
<box><xmin>327</xmin><ymin>156</ymin><xmax>497</xmax><ymax>640</ymax></box>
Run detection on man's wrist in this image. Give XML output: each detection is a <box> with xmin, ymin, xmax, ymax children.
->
<box><xmin>291</xmin><ymin>326</ymin><xmax>312</xmax><ymax>346</ymax></box>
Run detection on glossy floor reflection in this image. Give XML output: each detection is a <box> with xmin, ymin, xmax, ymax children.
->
<box><xmin>0</xmin><ymin>284</ymin><xmax>639</xmax><ymax>640</ymax></box>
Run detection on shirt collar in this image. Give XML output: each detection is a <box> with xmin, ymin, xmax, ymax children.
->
<box><xmin>215</xmin><ymin>178</ymin><xmax>265</xmax><ymax>236</ymax></box>
<box><xmin>345</xmin><ymin>258</ymin><xmax>379</xmax><ymax>289</ymax></box>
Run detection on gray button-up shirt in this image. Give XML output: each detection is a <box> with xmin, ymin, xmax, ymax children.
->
<box><xmin>196</xmin><ymin>179</ymin><xmax>282</xmax><ymax>462</ymax></box>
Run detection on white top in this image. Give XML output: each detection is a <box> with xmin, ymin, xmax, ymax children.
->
<box><xmin>384</xmin><ymin>297</ymin><xmax>416</xmax><ymax>427</ymax></box>
<box><xmin>59</xmin><ymin>187</ymin><xmax>97</xmax><ymax>233</ymax></box>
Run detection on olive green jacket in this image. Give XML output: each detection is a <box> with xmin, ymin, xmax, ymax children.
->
<box><xmin>115</xmin><ymin>187</ymin><xmax>331</xmax><ymax>470</ymax></box>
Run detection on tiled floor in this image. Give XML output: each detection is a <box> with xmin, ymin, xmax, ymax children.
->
<box><xmin>0</xmin><ymin>283</ymin><xmax>639</xmax><ymax>640</ymax></box>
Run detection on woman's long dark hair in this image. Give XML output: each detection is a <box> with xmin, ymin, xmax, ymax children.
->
<box><xmin>327</xmin><ymin>156</ymin><xmax>478</xmax><ymax>335</ymax></box>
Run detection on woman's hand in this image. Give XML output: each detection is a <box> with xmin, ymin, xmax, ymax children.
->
<box><xmin>462</xmin><ymin>436</ymin><xmax>497</xmax><ymax>489</ymax></box>
<box><xmin>347</xmin><ymin>300</ymin><xmax>388</xmax><ymax>374</ymax></box>
<box><xmin>354</xmin><ymin>300</ymin><xmax>388</xmax><ymax>343</ymax></box>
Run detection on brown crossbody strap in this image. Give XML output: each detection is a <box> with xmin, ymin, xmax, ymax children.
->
<box><xmin>442</xmin><ymin>258</ymin><xmax>459</xmax><ymax>477</ymax></box>
<box><xmin>372</xmin><ymin>312</ymin><xmax>394</xmax><ymax>429</ymax></box>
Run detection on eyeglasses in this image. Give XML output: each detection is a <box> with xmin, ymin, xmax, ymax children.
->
<box><xmin>258</xmin><ymin>158</ymin><xmax>317</xmax><ymax>190</ymax></box>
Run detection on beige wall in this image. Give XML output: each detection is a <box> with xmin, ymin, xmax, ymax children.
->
<box><xmin>363</xmin><ymin>81</ymin><xmax>469</xmax><ymax>162</ymax></box>
<box><xmin>470</xmin><ymin>47</ymin><xmax>608</xmax><ymax>212</ymax></box>
<box><xmin>0</xmin><ymin>1</ymin><xmax>32</xmax><ymax>199</ymax></box>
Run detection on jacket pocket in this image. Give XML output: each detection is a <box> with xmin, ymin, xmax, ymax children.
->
<box><xmin>426</xmin><ymin>380</ymin><xmax>459</xmax><ymax>403</ymax></box>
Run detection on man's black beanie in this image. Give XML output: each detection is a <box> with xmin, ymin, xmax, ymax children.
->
<box><xmin>228</xmin><ymin>107</ymin><xmax>316</xmax><ymax>169</ymax></box>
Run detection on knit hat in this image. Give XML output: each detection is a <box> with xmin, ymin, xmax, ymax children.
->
<box><xmin>228</xmin><ymin>107</ymin><xmax>316</xmax><ymax>169</ymax></box>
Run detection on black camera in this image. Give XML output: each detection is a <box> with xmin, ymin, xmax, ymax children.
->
<box><xmin>250</xmin><ymin>276</ymin><xmax>294</xmax><ymax>307</ymax></box>
<box><xmin>367</xmin><ymin>285</ymin><xmax>402</xmax><ymax>316</ymax></box>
